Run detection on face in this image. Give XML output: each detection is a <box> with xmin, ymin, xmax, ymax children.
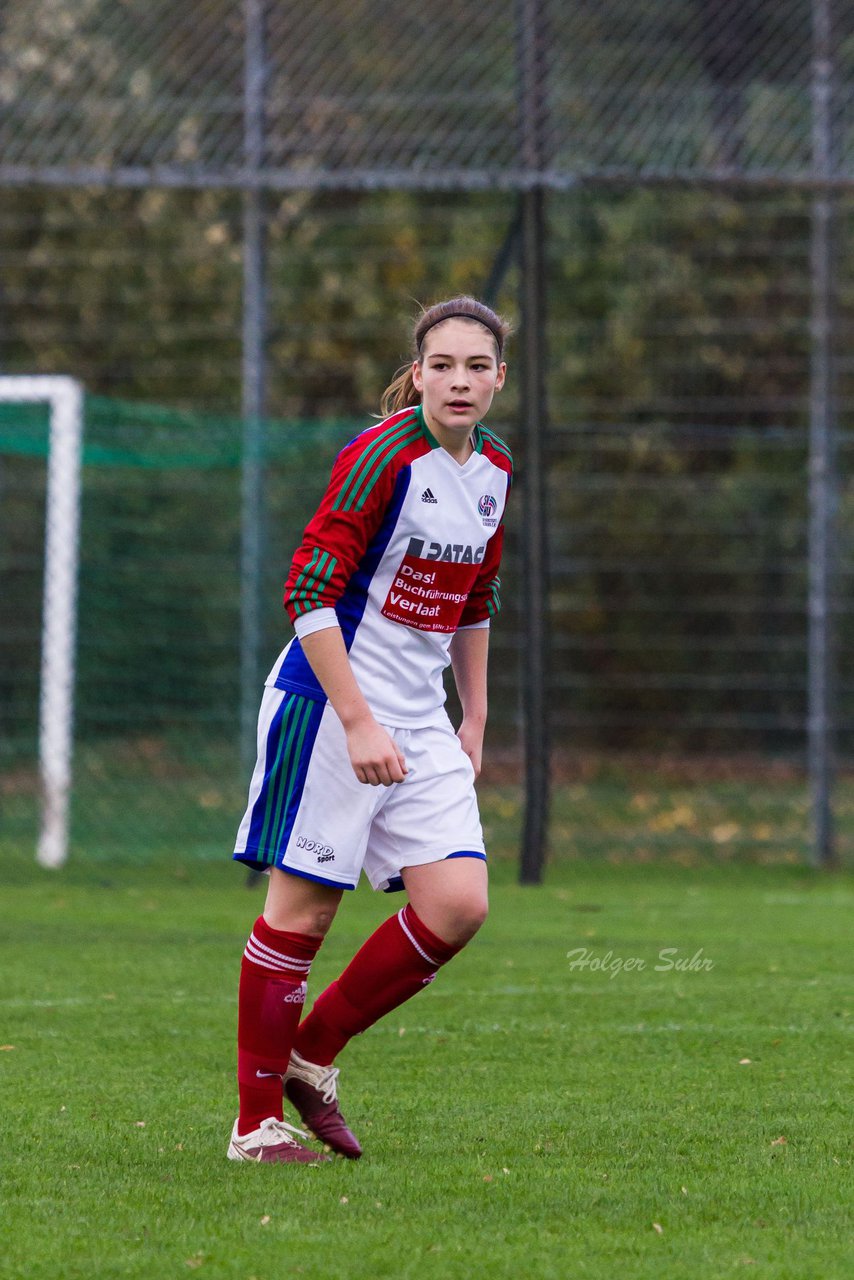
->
<box><xmin>411</xmin><ymin>319</ymin><xmax>506</xmax><ymax>449</ymax></box>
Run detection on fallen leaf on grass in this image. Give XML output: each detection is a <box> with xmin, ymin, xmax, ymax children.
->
<box><xmin>652</xmin><ymin>1222</ymin><xmax>664</xmax><ymax>1235</ymax></box>
<box><xmin>771</xmin><ymin>1136</ymin><xmax>787</xmax><ymax>1146</ymax></box>
<box><xmin>483</xmin><ymin>1175</ymin><xmax>493</xmax><ymax>1183</ymax></box>
<box><xmin>681</xmin><ymin>1186</ymin><xmax>688</xmax><ymax>1195</ymax></box>
<box><xmin>185</xmin><ymin>1256</ymin><xmax>204</xmax><ymax>1270</ymax></box>
<box><xmin>259</xmin><ymin>1215</ymin><xmax>271</xmax><ymax>1226</ymax></box>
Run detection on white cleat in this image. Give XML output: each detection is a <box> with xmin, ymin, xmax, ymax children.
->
<box><xmin>226</xmin><ymin>1116</ymin><xmax>329</xmax><ymax>1164</ymax></box>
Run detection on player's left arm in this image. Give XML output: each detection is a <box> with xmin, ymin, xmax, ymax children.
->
<box><xmin>450</xmin><ymin>624</ymin><xmax>490</xmax><ymax>777</ymax></box>
<box><xmin>451</xmin><ymin>443</ymin><xmax>511</xmax><ymax>777</ymax></box>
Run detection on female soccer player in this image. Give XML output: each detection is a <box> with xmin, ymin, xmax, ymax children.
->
<box><xmin>228</xmin><ymin>296</ymin><xmax>513</xmax><ymax>1163</ymax></box>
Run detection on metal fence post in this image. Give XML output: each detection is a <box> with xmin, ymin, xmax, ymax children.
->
<box><xmin>808</xmin><ymin>0</ymin><xmax>838</xmax><ymax>868</ymax></box>
<box><xmin>240</xmin><ymin>0</ymin><xmax>268</xmax><ymax>776</ymax></box>
<box><xmin>515</xmin><ymin>0</ymin><xmax>550</xmax><ymax>883</ymax></box>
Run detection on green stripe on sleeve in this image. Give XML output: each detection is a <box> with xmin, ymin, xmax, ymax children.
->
<box><xmin>290</xmin><ymin>548</ymin><xmax>320</xmax><ymax>616</ymax></box>
<box><xmin>349</xmin><ymin>430</ymin><xmax>423</xmax><ymax>511</ymax></box>
<box><xmin>479</xmin><ymin>426</ymin><xmax>513</xmax><ymax>464</ymax></box>
<box><xmin>303</xmin><ymin>552</ymin><xmax>338</xmax><ymax>607</ymax></box>
<box><xmin>333</xmin><ymin>415</ymin><xmax>419</xmax><ymax>512</ymax></box>
<box><xmin>290</xmin><ymin>548</ymin><xmax>340</xmax><ymax>615</ymax></box>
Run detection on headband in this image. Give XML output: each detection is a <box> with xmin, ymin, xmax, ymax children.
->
<box><xmin>418</xmin><ymin>312</ymin><xmax>503</xmax><ymax>353</ymax></box>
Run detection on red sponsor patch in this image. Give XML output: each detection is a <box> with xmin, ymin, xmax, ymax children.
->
<box><xmin>381</xmin><ymin>553</ymin><xmax>478</xmax><ymax>632</ymax></box>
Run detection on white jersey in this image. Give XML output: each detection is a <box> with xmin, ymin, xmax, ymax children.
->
<box><xmin>267</xmin><ymin>404</ymin><xmax>513</xmax><ymax>727</ymax></box>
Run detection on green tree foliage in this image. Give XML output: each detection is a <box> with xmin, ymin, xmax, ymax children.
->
<box><xmin>3</xmin><ymin>179</ymin><xmax>845</xmax><ymax>755</ymax></box>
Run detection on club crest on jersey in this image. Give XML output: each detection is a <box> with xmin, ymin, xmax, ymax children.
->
<box><xmin>478</xmin><ymin>494</ymin><xmax>498</xmax><ymax>527</ymax></box>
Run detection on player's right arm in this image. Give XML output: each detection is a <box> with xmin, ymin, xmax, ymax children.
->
<box><xmin>298</xmin><ymin>626</ymin><xmax>407</xmax><ymax>787</ymax></box>
<box><xmin>284</xmin><ymin>416</ymin><xmax>422</xmax><ymax>785</ymax></box>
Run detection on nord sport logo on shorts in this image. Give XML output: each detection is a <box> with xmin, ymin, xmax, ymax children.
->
<box><xmin>296</xmin><ymin>835</ymin><xmax>334</xmax><ymax>862</ymax></box>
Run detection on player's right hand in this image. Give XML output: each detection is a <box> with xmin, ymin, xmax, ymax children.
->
<box><xmin>345</xmin><ymin>716</ymin><xmax>408</xmax><ymax>786</ymax></box>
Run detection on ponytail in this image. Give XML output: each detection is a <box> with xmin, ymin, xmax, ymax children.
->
<box><xmin>379</xmin><ymin>295</ymin><xmax>511</xmax><ymax>418</ymax></box>
<box><xmin>379</xmin><ymin>363</ymin><xmax>421</xmax><ymax>417</ymax></box>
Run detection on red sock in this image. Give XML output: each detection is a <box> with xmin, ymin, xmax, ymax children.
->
<box><xmin>237</xmin><ymin>915</ymin><xmax>323</xmax><ymax>1136</ymax></box>
<box><xmin>294</xmin><ymin>905</ymin><xmax>461</xmax><ymax>1066</ymax></box>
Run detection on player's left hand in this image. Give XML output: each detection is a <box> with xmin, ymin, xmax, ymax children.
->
<box><xmin>457</xmin><ymin>719</ymin><xmax>484</xmax><ymax>778</ymax></box>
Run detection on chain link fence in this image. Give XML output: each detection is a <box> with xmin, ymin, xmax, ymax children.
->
<box><xmin>0</xmin><ymin>1</ymin><xmax>846</xmax><ymax>187</ymax></box>
<box><xmin>3</xmin><ymin>387</ymin><xmax>850</xmax><ymax>865</ymax></box>
<box><xmin>2</xmin><ymin>2</ymin><xmax>854</xmax><ymax>867</ymax></box>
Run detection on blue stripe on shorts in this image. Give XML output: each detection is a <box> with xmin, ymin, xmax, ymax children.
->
<box><xmin>383</xmin><ymin>850</ymin><xmax>488</xmax><ymax>894</ymax></box>
<box><xmin>234</xmin><ymin>692</ymin><xmax>325</xmax><ymax>872</ymax></box>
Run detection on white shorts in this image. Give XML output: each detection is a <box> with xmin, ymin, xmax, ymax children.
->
<box><xmin>233</xmin><ymin>690</ymin><xmax>486</xmax><ymax>892</ymax></box>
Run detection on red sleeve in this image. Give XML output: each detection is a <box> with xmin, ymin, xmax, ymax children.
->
<box><xmin>284</xmin><ymin>415</ymin><xmax>424</xmax><ymax>622</ymax></box>
<box><xmin>458</xmin><ymin>432</ymin><xmax>512</xmax><ymax>626</ymax></box>
<box><xmin>458</xmin><ymin>521</ymin><xmax>506</xmax><ymax>626</ymax></box>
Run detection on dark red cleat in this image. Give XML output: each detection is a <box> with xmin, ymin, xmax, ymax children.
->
<box><xmin>284</xmin><ymin>1051</ymin><xmax>363</xmax><ymax>1159</ymax></box>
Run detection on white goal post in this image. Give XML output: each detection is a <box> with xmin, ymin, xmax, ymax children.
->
<box><xmin>0</xmin><ymin>376</ymin><xmax>84</xmax><ymax>868</ymax></box>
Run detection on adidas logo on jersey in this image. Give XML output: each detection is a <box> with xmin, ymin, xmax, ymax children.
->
<box><xmin>421</xmin><ymin>488</ymin><xmax>438</xmax><ymax>503</ymax></box>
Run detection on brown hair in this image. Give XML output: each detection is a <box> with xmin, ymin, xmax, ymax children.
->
<box><xmin>380</xmin><ymin>296</ymin><xmax>511</xmax><ymax>417</ymax></box>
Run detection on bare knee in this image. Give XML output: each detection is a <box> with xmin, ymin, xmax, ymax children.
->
<box><xmin>403</xmin><ymin>858</ymin><xmax>490</xmax><ymax>947</ymax></box>
<box><xmin>264</xmin><ymin>902</ymin><xmax>338</xmax><ymax>936</ymax></box>
<box><xmin>262</xmin><ymin>868</ymin><xmax>342</xmax><ymax>936</ymax></box>
<box><xmin>458</xmin><ymin>894</ymin><xmax>489</xmax><ymax>941</ymax></box>
<box><xmin>424</xmin><ymin>893</ymin><xmax>489</xmax><ymax>948</ymax></box>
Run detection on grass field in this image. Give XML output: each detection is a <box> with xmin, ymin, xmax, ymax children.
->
<box><xmin>1</xmin><ymin>825</ymin><xmax>851</xmax><ymax>1280</ymax></box>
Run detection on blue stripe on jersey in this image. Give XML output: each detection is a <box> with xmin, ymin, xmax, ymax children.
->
<box><xmin>273</xmin><ymin>465</ymin><xmax>412</xmax><ymax>698</ymax></box>
<box><xmin>234</xmin><ymin>692</ymin><xmax>324</xmax><ymax>868</ymax></box>
<box><xmin>336</xmin><ymin>464</ymin><xmax>411</xmax><ymax>647</ymax></box>
<box><xmin>272</xmin><ymin>637</ymin><xmax>324</xmax><ymax>699</ymax></box>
